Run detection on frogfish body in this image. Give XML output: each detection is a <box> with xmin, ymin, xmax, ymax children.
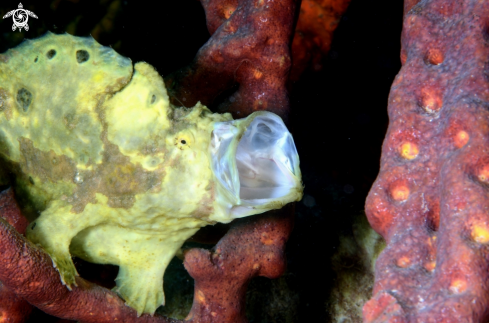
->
<box><xmin>0</xmin><ymin>32</ymin><xmax>302</xmax><ymax>315</ymax></box>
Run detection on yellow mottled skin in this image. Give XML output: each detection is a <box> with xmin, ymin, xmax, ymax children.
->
<box><xmin>0</xmin><ymin>33</ymin><xmax>302</xmax><ymax>315</ymax></box>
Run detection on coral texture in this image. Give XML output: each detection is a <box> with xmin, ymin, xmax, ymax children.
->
<box><xmin>165</xmin><ymin>0</ymin><xmax>300</xmax><ymax>119</ymax></box>
<box><xmin>290</xmin><ymin>0</ymin><xmax>351</xmax><ymax>81</ymax></box>
<box><xmin>183</xmin><ymin>206</ymin><xmax>293</xmax><ymax>323</ymax></box>
<box><xmin>0</xmin><ymin>188</ymin><xmax>292</xmax><ymax>322</ymax></box>
<box><xmin>0</xmin><ymin>188</ymin><xmax>33</xmax><ymax>323</ymax></box>
<box><xmin>364</xmin><ymin>0</ymin><xmax>489</xmax><ymax>321</ymax></box>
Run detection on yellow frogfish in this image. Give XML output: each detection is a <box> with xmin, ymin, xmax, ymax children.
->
<box><xmin>0</xmin><ymin>32</ymin><xmax>302</xmax><ymax>315</ymax></box>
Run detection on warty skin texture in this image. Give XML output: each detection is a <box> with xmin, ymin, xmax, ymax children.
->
<box><xmin>0</xmin><ymin>32</ymin><xmax>302</xmax><ymax>316</ymax></box>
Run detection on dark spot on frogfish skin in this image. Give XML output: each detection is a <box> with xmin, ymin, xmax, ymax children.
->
<box><xmin>17</xmin><ymin>88</ymin><xmax>32</xmax><ymax>112</ymax></box>
<box><xmin>28</xmin><ymin>176</ymin><xmax>34</xmax><ymax>185</ymax></box>
<box><xmin>181</xmin><ymin>140</ymin><xmax>186</xmax><ymax>145</ymax></box>
<box><xmin>151</xmin><ymin>95</ymin><xmax>156</xmax><ymax>104</ymax></box>
<box><xmin>31</xmin><ymin>222</ymin><xmax>36</xmax><ymax>230</ymax></box>
<box><xmin>46</xmin><ymin>49</ymin><xmax>56</xmax><ymax>59</ymax></box>
<box><xmin>76</xmin><ymin>50</ymin><xmax>89</xmax><ymax>63</ymax></box>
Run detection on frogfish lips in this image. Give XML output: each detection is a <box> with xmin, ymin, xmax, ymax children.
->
<box><xmin>210</xmin><ymin>111</ymin><xmax>303</xmax><ymax>219</ymax></box>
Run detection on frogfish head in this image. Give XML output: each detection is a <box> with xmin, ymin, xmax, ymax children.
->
<box><xmin>209</xmin><ymin>111</ymin><xmax>303</xmax><ymax>221</ymax></box>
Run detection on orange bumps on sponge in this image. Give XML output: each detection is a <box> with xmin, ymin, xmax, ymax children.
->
<box><xmin>477</xmin><ymin>164</ymin><xmax>489</xmax><ymax>184</ymax></box>
<box><xmin>454</xmin><ymin>131</ymin><xmax>469</xmax><ymax>148</ymax></box>
<box><xmin>471</xmin><ymin>223</ymin><xmax>489</xmax><ymax>244</ymax></box>
<box><xmin>400</xmin><ymin>142</ymin><xmax>419</xmax><ymax>160</ymax></box>
<box><xmin>391</xmin><ymin>185</ymin><xmax>410</xmax><ymax>201</ymax></box>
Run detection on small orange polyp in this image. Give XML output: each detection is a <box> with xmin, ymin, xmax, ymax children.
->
<box><xmin>253</xmin><ymin>69</ymin><xmax>263</xmax><ymax>79</ymax></box>
<box><xmin>391</xmin><ymin>185</ymin><xmax>410</xmax><ymax>201</ymax></box>
<box><xmin>424</xmin><ymin>48</ymin><xmax>444</xmax><ymax>66</ymax></box>
<box><xmin>423</xmin><ymin>97</ymin><xmax>436</xmax><ymax>112</ymax></box>
<box><xmin>400</xmin><ymin>142</ymin><xmax>419</xmax><ymax>160</ymax></box>
<box><xmin>471</xmin><ymin>223</ymin><xmax>489</xmax><ymax>244</ymax></box>
<box><xmin>454</xmin><ymin>131</ymin><xmax>469</xmax><ymax>148</ymax></box>
<box><xmin>196</xmin><ymin>290</ymin><xmax>206</xmax><ymax>304</ymax></box>
<box><xmin>424</xmin><ymin>261</ymin><xmax>436</xmax><ymax>272</ymax></box>
<box><xmin>449</xmin><ymin>279</ymin><xmax>467</xmax><ymax>294</ymax></box>
<box><xmin>260</xmin><ymin>232</ymin><xmax>274</xmax><ymax>245</ymax></box>
<box><xmin>223</xmin><ymin>5</ymin><xmax>236</xmax><ymax>19</ymax></box>
<box><xmin>420</xmin><ymin>88</ymin><xmax>442</xmax><ymax>113</ymax></box>
<box><xmin>396</xmin><ymin>256</ymin><xmax>410</xmax><ymax>268</ymax></box>
<box><xmin>478</xmin><ymin>165</ymin><xmax>489</xmax><ymax>184</ymax></box>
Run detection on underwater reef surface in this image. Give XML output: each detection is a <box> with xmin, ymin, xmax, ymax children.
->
<box><xmin>365</xmin><ymin>0</ymin><xmax>489</xmax><ymax>322</ymax></box>
<box><xmin>0</xmin><ymin>0</ymin><xmax>403</xmax><ymax>322</ymax></box>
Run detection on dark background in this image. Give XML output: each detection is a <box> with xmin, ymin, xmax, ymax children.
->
<box><xmin>0</xmin><ymin>0</ymin><xmax>403</xmax><ymax>321</ymax></box>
